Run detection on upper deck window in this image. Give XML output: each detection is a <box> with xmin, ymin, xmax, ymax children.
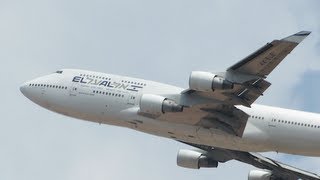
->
<box><xmin>55</xmin><ymin>70</ymin><xmax>63</xmax><ymax>74</ymax></box>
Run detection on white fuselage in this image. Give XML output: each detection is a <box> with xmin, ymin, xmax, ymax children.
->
<box><xmin>20</xmin><ymin>69</ymin><xmax>320</xmax><ymax>156</ymax></box>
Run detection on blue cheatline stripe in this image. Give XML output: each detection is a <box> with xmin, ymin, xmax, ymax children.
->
<box><xmin>127</xmin><ymin>89</ymin><xmax>138</xmax><ymax>92</ymax></box>
<box><xmin>130</xmin><ymin>85</ymin><xmax>143</xmax><ymax>88</ymax></box>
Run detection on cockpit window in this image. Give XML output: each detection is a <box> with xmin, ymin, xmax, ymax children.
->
<box><xmin>55</xmin><ymin>70</ymin><xmax>63</xmax><ymax>74</ymax></box>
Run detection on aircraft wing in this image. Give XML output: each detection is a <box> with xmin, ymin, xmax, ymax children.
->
<box><xmin>228</xmin><ymin>31</ymin><xmax>311</xmax><ymax>77</ymax></box>
<box><xmin>183</xmin><ymin>31</ymin><xmax>310</xmax><ymax>107</ymax></box>
<box><xmin>181</xmin><ymin>31</ymin><xmax>311</xmax><ymax>137</ymax></box>
<box><xmin>183</xmin><ymin>142</ymin><xmax>320</xmax><ymax>180</ymax></box>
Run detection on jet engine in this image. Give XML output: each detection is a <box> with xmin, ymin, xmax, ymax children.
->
<box><xmin>248</xmin><ymin>170</ymin><xmax>272</xmax><ymax>180</ymax></box>
<box><xmin>189</xmin><ymin>71</ymin><xmax>233</xmax><ymax>92</ymax></box>
<box><xmin>177</xmin><ymin>149</ymin><xmax>218</xmax><ymax>169</ymax></box>
<box><xmin>139</xmin><ymin>94</ymin><xmax>183</xmax><ymax>115</ymax></box>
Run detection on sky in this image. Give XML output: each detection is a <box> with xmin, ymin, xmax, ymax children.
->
<box><xmin>1</xmin><ymin>0</ymin><xmax>320</xmax><ymax>179</ymax></box>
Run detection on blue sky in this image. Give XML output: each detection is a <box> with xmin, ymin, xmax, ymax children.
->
<box><xmin>1</xmin><ymin>0</ymin><xmax>320</xmax><ymax>179</ymax></box>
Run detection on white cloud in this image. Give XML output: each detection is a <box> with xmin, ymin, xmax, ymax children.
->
<box><xmin>1</xmin><ymin>0</ymin><xmax>320</xmax><ymax>180</ymax></box>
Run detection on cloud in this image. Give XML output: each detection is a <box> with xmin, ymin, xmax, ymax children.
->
<box><xmin>291</xmin><ymin>70</ymin><xmax>320</xmax><ymax>112</ymax></box>
<box><xmin>1</xmin><ymin>0</ymin><xmax>320</xmax><ymax>180</ymax></box>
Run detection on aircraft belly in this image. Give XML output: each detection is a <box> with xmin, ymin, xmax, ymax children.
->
<box><xmin>120</xmin><ymin>115</ymin><xmax>271</xmax><ymax>152</ymax></box>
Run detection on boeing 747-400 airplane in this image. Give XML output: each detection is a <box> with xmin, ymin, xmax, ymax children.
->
<box><xmin>21</xmin><ymin>31</ymin><xmax>320</xmax><ymax>179</ymax></box>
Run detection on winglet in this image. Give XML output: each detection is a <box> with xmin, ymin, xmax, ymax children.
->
<box><xmin>282</xmin><ymin>31</ymin><xmax>311</xmax><ymax>43</ymax></box>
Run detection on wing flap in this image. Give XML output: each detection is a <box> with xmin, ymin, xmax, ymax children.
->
<box><xmin>233</xmin><ymin>79</ymin><xmax>271</xmax><ymax>106</ymax></box>
<box><xmin>199</xmin><ymin>105</ymin><xmax>249</xmax><ymax>137</ymax></box>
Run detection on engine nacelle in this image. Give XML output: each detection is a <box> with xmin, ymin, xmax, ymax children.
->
<box><xmin>248</xmin><ymin>170</ymin><xmax>272</xmax><ymax>180</ymax></box>
<box><xmin>177</xmin><ymin>149</ymin><xmax>218</xmax><ymax>169</ymax></box>
<box><xmin>189</xmin><ymin>71</ymin><xmax>233</xmax><ymax>92</ymax></box>
<box><xmin>139</xmin><ymin>94</ymin><xmax>183</xmax><ymax>115</ymax></box>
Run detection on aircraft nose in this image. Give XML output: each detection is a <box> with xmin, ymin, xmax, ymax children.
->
<box><xmin>20</xmin><ymin>82</ymin><xmax>28</xmax><ymax>96</ymax></box>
